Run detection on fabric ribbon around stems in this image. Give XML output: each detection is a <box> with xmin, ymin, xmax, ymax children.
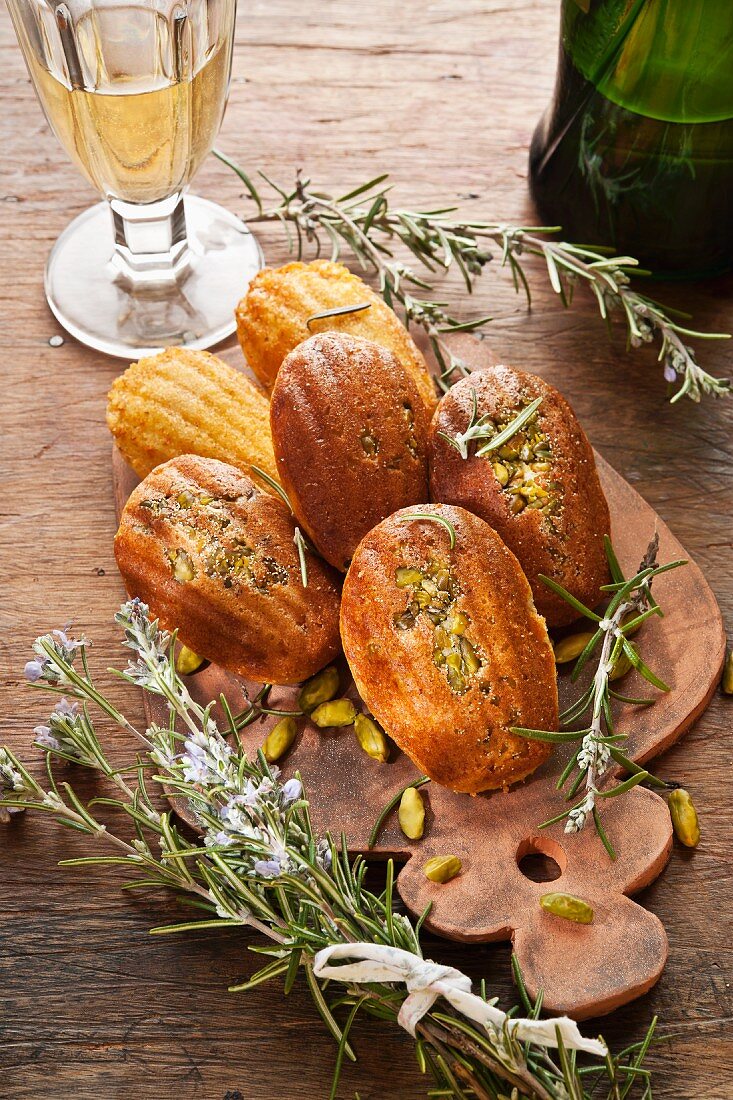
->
<box><xmin>313</xmin><ymin>943</ymin><xmax>607</xmax><ymax>1057</ymax></box>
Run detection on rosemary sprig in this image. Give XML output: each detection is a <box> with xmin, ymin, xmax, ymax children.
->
<box><xmin>2</xmin><ymin>601</ymin><xmax>658</xmax><ymax>1100</ymax></box>
<box><xmin>293</xmin><ymin>527</ymin><xmax>309</xmax><ymax>588</ymax></box>
<box><xmin>512</xmin><ymin>535</ymin><xmax>686</xmax><ymax>857</ymax></box>
<box><xmin>398</xmin><ymin>512</ymin><xmax>457</xmax><ymax>549</ymax></box>
<box><xmin>439</xmin><ymin>392</ymin><xmax>543</xmax><ymax>460</ymax></box>
<box><xmin>216</xmin><ymin>153</ymin><xmax>730</xmax><ymax>403</ymax></box>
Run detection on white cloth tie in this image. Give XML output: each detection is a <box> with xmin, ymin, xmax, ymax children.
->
<box><xmin>313</xmin><ymin>942</ymin><xmax>607</xmax><ymax>1056</ymax></box>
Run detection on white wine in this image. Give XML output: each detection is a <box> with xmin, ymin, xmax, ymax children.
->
<box><xmin>25</xmin><ymin>4</ymin><xmax>233</xmax><ymax>204</ymax></box>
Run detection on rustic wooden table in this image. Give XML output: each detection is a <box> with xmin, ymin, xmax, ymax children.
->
<box><xmin>1</xmin><ymin>3</ymin><xmax>731</xmax><ymax>1098</ymax></box>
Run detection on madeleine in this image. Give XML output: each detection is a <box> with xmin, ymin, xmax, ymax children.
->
<box><xmin>270</xmin><ymin>332</ymin><xmax>430</xmax><ymax>571</ymax></box>
<box><xmin>106</xmin><ymin>348</ymin><xmax>278</xmax><ymax>483</ymax></box>
<box><xmin>340</xmin><ymin>504</ymin><xmax>558</xmax><ymax>793</ymax></box>
<box><xmin>114</xmin><ymin>455</ymin><xmax>342</xmax><ymax>684</ymax></box>
<box><xmin>429</xmin><ymin>366</ymin><xmax>610</xmax><ymax>627</ymax></box>
<box><xmin>235</xmin><ymin>259</ymin><xmax>437</xmax><ymax>412</ymax></box>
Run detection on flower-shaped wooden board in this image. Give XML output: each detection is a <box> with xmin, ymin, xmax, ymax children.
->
<box><xmin>111</xmin><ymin>346</ymin><xmax>725</xmax><ymax>1021</ymax></box>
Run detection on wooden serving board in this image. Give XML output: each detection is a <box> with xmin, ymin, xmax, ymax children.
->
<box><xmin>111</xmin><ymin>341</ymin><xmax>725</xmax><ymax>1020</ymax></box>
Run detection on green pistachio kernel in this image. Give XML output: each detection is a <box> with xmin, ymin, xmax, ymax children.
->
<box><xmin>553</xmin><ymin>632</ymin><xmax>595</xmax><ymax>665</ymax></box>
<box><xmin>354</xmin><ymin>714</ymin><xmax>389</xmax><ymax>762</ymax></box>
<box><xmin>423</xmin><ymin>855</ymin><xmax>462</xmax><ymax>883</ymax></box>
<box><xmin>298</xmin><ymin>666</ymin><xmax>340</xmax><ymax>714</ymax></box>
<box><xmin>395</xmin><ymin>567</ymin><xmax>424</xmax><ymax>588</ymax></box>
<box><xmin>310</xmin><ymin>698</ymin><xmax>357</xmax><ymax>728</ymax></box>
<box><xmin>175</xmin><ymin>645</ymin><xmax>204</xmax><ymax>676</ymax></box>
<box><xmin>398</xmin><ymin>786</ymin><xmax>425</xmax><ymax>840</ymax></box>
<box><xmin>262</xmin><ymin>717</ymin><xmax>298</xmax><ymax>763</ymax></box>
<box><xmin>668</xmin><ymin>788</ymin><xmax>700</xmax><ymax>848</ymax></box>
<box><xmin>539</xmin><ymin>892</ymin><xmax>594</xmax><ymax>924</ymax></box>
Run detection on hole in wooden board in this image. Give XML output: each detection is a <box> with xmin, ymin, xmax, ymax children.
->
<box><xmin>516</xmin><ymin>836</ymin><xmax>567</xmax><ymax>882</ymax></box>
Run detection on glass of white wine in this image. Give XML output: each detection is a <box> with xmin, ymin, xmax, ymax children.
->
<box><xmin>7</xmin><ymin>0</ymin><xmax>263</xmax><ymax>357</ymax></box>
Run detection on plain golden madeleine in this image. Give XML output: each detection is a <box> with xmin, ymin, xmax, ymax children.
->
<box><xmin>235</xmin><ymin>259</ymin><xmax>437</xmax><ymax>412</ymax></box>
<box><xmin>107</xmin><ymin>347</ymin><xmax>278</xmax><ymax>483</ymax></box>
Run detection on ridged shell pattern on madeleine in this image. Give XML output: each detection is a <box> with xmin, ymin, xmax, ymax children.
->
<box><xmin>340</xmin><ymin>504</ymin><xmax>558</xmax><ymax>793</ymax></box>
<box><xmin>114</xmin><ymin>455</ymin><xmax>342</xmax><ymax>684</ymax></box>
<box><xmin>235</xmin><ymin>259</ymin><xmax>437</xmax><ymax>413</ymax></box>
<box><xmin>106</xmin><ymin>348</ymin><xmax>278</xmax><ymax>482</ymax></box>
<box><xmin>270</xmin><ymin>332</ymin><xmax>431</xmax><ymax>571</ymax></box>
<box><xmin>429</xmin><ymin>366</ymin><xmax>610</xmax><ymax>627</ymax></box>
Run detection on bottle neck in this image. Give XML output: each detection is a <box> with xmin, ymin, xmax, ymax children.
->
<box><xmin>563</xmin><ymin>0</ymin><xmax>733</xmax><ymax>123</ymax></box>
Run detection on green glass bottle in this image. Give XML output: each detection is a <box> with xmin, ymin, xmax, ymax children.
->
<box><xmin>529</xmin><ymin>0</ymin><xmax>733</xmax><ymax>277</ymax></box>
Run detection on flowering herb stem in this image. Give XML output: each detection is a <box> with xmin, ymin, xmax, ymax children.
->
<box><xmin>512</xmin><ymin>534</ymin><xmax>686</xmax><ymax>855</ymax></box>
<box><xmin>2</xmin><ymin>601</ymin><xmax>661</xmax><ymax>1099</ymax></box>
<box><xmin>216</xmin><ymin>153</ymin><xmax>730</xmax><ymax>404</ymax></box>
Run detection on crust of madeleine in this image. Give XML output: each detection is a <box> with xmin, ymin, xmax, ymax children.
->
<box><xmin>429</xmin><ymin>366</ymin><xmax>610</xmax><ymax>627</ymax></box>
<box><xmin>114</xmin><ymin>455</ymin><xmax>342</xmax><ymax>684</ymax></box>
<box><xmin>340</xmin><ymin>504</ymin><xmax>557</xmax><ymax>793</ymax></box>
<box><xmin>270</xmin><ymin>332</ymin><xmax>430</xmax><ymax>571</ymax></box>
<box><xmin>235</xmin><ymin>259</ymin><xmax>437</xmax><ymax>413</ymax></box>
<box><xmin>106</xmin><ymin>348</ymin><xmax>278</xmax><ymax>483</ymax></box>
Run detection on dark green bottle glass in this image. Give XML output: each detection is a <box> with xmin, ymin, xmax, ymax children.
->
<box><xmin>529</xmin><ymin>0</ymin><xmax>733</xmax><ymax>277</ymax></box>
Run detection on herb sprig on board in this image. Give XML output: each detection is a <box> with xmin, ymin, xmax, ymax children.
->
<box><xmin>215</xmin><ymin>151</ymin><xmax>730</xmax><ymax>404</ymax></box>
<box><xmin>512</xmin><ymin>535</ymin><xmax>686</xmax><ymax>858</ymax></box>
<box><xmin>3</xmin><ymin>601</ymin><xmax>659</xmax><ymax>1100</ymax></box>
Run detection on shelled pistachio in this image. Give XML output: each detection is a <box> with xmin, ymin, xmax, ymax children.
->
<box><xmin>310</xmin><ymin>698</ymin><xmax>357</xmax><ymax>728</ymax></box>
<box><xmin>262</xmin><ymin>717</ymin><xmax>298</xmax><ymax>763</ymax></box>
<box><xmin>423</xmin><ymin>855</ymin><xmax>461</xmax><ymax>883</ymax></box>
<box><xmin>175</xmin><ymin>645</ymin><xmax>205</xmax><ymax>675</ymax></box>
<box><xmin>354</xmin><ymin>714</ymin><xmax>389</xmax><ymax>762</ymax></box>
<box><xmin>668</xmin><ymin>788</ymin><xmax>700</xmax><ymax>848</ymax></box>
<box><xmin>553</xmin><ymin>633</ymin><xmax>595</xmax><ymax>665</ymax></box>
<box><xmin>539</xmin><ymin>892</ymin><xmax>594</xmax><ymax>924</ymax></box>
<box><xmin>298</xmin><ymin>665</ymin><xmax>340</xmax><ymax>714</ymax></box>
<box><xmin>398</xmin><ymin>786</ymin><xmax>425</xmax><ymax>840</ymax></box>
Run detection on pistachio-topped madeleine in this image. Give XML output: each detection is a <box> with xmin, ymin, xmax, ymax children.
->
<box><xmin>270</xmin><ymin>332</ymin><xmax>430</xmax><ymax>571</ymax></box>
<box><xmin>429</xmin><ymin>366</ymin><xmax>610</xmax><ymax>627</ymax></box>
<box><xmin>114</xmin><ymin>455</ymin><xmax>342</xmax><ymax>684</ymax></box>
<box><xmin>340</xmin><ymin>504</ymin><xmax>558</xmax><ymax>793</ymax></box>
<box><xmin>235</xmin><ymin>259</ymin><xmax>437</xmax><ymax>412</ymax></box>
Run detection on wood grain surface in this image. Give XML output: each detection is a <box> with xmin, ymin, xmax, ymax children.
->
<box><xmin>1</xmin><ymin>2</ymin><xmax>732</xmax><ymax>1098</ymax></box>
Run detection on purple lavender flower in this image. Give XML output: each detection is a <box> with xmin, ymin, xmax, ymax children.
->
<box><xmin>34</xmin><ymin>725</ymin><xmax>60</xmax><ymax>750</ymax></box>
<box><xmin>281</xmin><ymin>779</ymin><xmax>302</xmax><ymax>804</ymax></box>
<box><xmin>254</xmin><ymin>859</ymin><xmax>281</xmax><ymax>879</ymax></box>
<box><xmin>664</xmin><ymin>362</ymin><xmax>677</xmax><ymax>383</ymax></box>
<box><xmin>24</xmin><ymin>660</ymin><xmax>44</xmax><ymax>682</ymax></box>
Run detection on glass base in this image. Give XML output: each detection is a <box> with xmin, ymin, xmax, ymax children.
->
<box><xmin>44</xmin><ymin>195</ymin><xmax>263</xmax><ymax>358</ymax></box>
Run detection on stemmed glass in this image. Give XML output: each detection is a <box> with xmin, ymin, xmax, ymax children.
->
<box><xmin>6</xmin><ymin>0</ymin><xmax>262</xmax><ymax>357</ymax></box>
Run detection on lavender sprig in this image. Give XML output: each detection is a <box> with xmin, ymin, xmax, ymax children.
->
<box><xmin>0</xmin><ymin>601</ymin><xmax>659</xmax><ymax>1100</ymax></box>
<box><xmin>215</xmin><ymin>153</ymin><xmax>730</xmax><ymax>403</ymax></box>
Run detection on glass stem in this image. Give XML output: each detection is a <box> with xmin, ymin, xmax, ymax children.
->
<box><xmin>109</xmin><ymin>192</ymin><xmax>190</xmax><ymax>288</ymax></box>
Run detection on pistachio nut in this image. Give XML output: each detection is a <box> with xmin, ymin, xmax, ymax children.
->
<box><xmin>354</xmin><ymin>714</ymin><xmax>389</xmax><ymax>762</ymax></box>
<box><xmin>262</xmin><ymin>716</ymin><xmax>298</xmax><ymax>763</ymax></box>
<box><xmin>608</xmin><ymin>651</ymin><xmax>632</xmax><ymax>682</ymax></box>
<box><xmin>423</xmin><ymin>855</ymin><xmax>461</xmax><ymax>883</ymax></box>
<box><xmin>310</xmin><ymin>698</ymin><xmax>357</xmax><ymax>728</ymax></box>
<box><xmin>398</xmin><ymin>786</ymin><xmax>425</xmax><ymax>840</ymax></box>
<box><xmin>175</xmin><ymin>645</ymin><xmax>205</xmax><ymax>676</ymax></box>
<box><xmin>539</xmin><ymin>892</ymin><xmax>594</xmax><ymax>924</ymax></box>
<box><xmin>298</xmin><ymin>665</ymin><xmax>340</xmax><ymax>714</ymax></box>
<box><xmin>668</xmin><ymin>788</ymin><xmax>700</xmax><ymax>848</ymax></box>
<box><xmin>553</xmin><ymin>632</ymin><xmax>595</xmax><ymax>665</ymax></box>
